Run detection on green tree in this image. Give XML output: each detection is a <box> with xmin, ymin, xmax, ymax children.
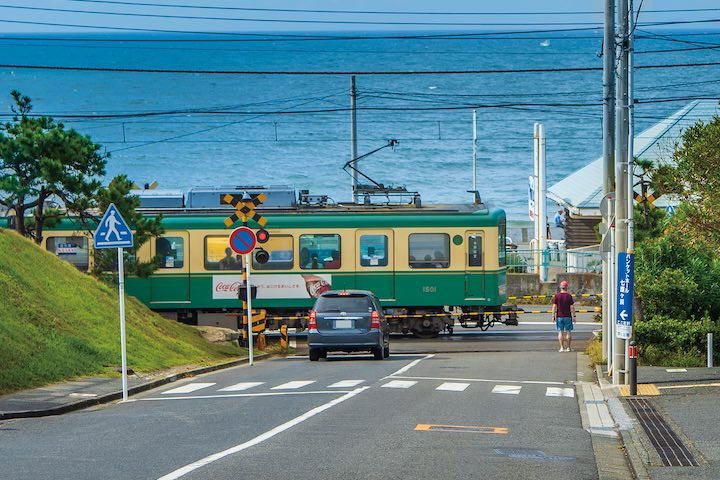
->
<box><xmin>91</xmin><ymin>175</ymin><xmax>164</xmax><ymax>278</ymax></box>
<box><xmin>0</xmin><ymin>90</ymin><xmax>106</xmax><ymax>243</ymax></box>
<box><xmin>653</xmin><ymin>114</ymin><xmax>720</xmax><ymax>248</ymax></box>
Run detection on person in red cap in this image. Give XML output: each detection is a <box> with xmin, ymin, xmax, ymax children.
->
<box><xmin>552</xmin><ymin>280</ymin><xmax>576</xmax><ymax>352</ymax></box>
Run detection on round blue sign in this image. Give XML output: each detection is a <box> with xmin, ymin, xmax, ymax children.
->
<box><xmin>229</xmin><ymin>227</ymin><xmax>257</xmax><ymax>255</ymax></box>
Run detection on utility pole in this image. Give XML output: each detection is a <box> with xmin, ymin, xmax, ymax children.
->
<box><xmin>626</xmin><ymin>0</ymin><xmax>636</xmax><ymax>386</ymax></box>
<box><xmin>534</xmin><ymin>123</ymin><xmax>548</xmax><ymax>282</ymax></box>
<box><xmin>472</xmin><ymin>109</ymin><xmax>478</xmax><ymax>192</ymax></box>
<box><xmin>350</xmin><ymin>75</ymin><xmax>359</xmax><ymax>203</ymax></box>
<box><xmin>614</xmin><ymin>0</ymin><xmax>630</xmax><ymax>385</ymax></box>
<box><xmin>601</xmin><ymin>0</ymin><xmax>616</xmax><ymax>363</ymax></box>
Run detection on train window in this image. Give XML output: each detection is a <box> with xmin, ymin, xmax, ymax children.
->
<box><xmin>359</xmin><ymin>235</ymin><xmax>388</xmax><ymax>267</ymax></box>
<box><xmin>156</xmin><ymin>236</ymin><xmax>184</xmax><ymax>269</ymax></box>
<box><xmin>468</xmin><ymin>234</ymin><xmax>483</xmax><ymax>267</ymax></box>
<box><xmin>408</xmin><ymin>233</ymin><xmax>450</xmax><ymax>269</ymax></box>
<box><xmin>204</xmin><ymin>236</ymin><xmax>243</xmax><ymax>271</ymax></box>
<box><xmin>498</xmin><ymin>220</ymin><xmax>507</xmax><ymax>267</ymax></box>
<box><xmin>299</xmin><ymin>234</ymin><xmax>341</xmax><ymax>270</ymax></box>
<box><xmin>46</xmin><ymin>236</ymin><xmax>89</xmax><ymax>271</ymax></box>
<box><xmin>253</xmin><ymin>235</ymin><xmax>294</xmax><ymax>270</ymax></box>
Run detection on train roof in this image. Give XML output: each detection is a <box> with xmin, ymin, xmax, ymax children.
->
<box><xmin>41</xmin><ymin>204</ymin><xmax>506</xmax><ymax>231</ymax></box>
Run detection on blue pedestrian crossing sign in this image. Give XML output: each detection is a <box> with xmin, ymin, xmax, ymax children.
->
<box><xmin>665</xmin><ymin>204</ymin><xmax>676</xmax><ymax>216</ymax></box>
<box><xmin>94</xmin><ymin>203</ymin><xmax>134</xmax><ymax>249</ymax></box>
<box><xmin>616</xmin><ymin>252</ymin><xmax>634</xmax><ymax>340</ymax></box>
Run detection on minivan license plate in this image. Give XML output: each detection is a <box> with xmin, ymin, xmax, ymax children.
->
<box><xmin>334</xmin><ymin>319</ymin><xmax>353</xmax><ymax>329</ymax></box>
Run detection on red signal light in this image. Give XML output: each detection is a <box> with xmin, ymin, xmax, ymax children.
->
<box><xmin>256</xmin><ymin>229</ymin><xmax>270</xmax><ymax>243</ymax></box>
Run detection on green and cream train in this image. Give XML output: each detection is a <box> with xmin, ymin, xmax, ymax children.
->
<box><xmin>34</xmin><ymin>189</ymin><xmax>517</xmax><ymax>337</ymax></box>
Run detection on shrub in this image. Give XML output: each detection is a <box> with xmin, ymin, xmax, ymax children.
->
<box><xmin>634</xmin><ymin>315</ymin><xmax>720</xmax><ymax>365</ymax></box>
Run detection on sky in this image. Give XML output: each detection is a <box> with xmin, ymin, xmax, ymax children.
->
<box><xmin>0</xmin><ymin>0</ymin><xmax>718</xmax><ymax>34</ymax></box>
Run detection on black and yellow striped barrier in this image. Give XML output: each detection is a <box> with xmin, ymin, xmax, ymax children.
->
<box><xmin>280</xmin><ymin>325</ymin><xmax>289</xmax><ymax>350</ymax></box>
<box><xmin>507</xmin><ymin>293</ymin><xmax>602</xmax><ymax>300</ymax></box>
<box><xmin>260</xmin><ymin>307</ymin><xmax>601</xmax><ymax>322</ymax></box>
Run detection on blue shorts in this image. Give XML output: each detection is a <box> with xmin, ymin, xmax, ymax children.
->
<box><xmin>556</xmin><ymin>317</ymin><xmax>574</xmax><ymax>331</ymax></box>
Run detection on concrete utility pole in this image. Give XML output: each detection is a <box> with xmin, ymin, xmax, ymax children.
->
<box><xmin>601</xmin><ymin>0</ymin><xmax>616</xmax><ymax>361</ymax></box>
<box><xmin>533</xmin><ymin>123</ymin><xmax>548</xmax><ymax>282</ymax></box>
<box><xmin>614</xmin><ymin>0</ymin><xmax>630</xmax><ymax>385</ymax></box>
<box><xmin>350</xmin><ymin>75</ymin><xmax>359</xmax><ymax>203</ymax></box>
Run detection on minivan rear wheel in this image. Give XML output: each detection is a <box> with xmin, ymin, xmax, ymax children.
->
<box><xmin>309</xmin><ymin>348</ymin><xmax>320</xmax><ymax>361</ymax></box>
<box><xmin>383</xmin><ymin>345</ymin><xmax>390</xmax><ymax>358</ymax></box>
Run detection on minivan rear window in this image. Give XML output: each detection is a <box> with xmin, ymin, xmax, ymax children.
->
<box><xmin>315</xmin><ymin>295</ymin><xmax>373</xmax><ymax>313</ymax></box>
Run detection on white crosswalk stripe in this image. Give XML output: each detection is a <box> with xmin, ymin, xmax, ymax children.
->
<box><xmin>328</xmin><ymin>380</ymin><xmax>365</xmax><ymax>388</ymax></box>
<box><xmin>546</xmin><ymin>387</ymin><xmax>575</xmax><ymax>398</ymax></box>
<box><xmin>218</xmin><ymin>382</ymin><xmax>264</xmax><ymax>392</ymax></box>
<box><xmin>492</xmin><ymin>385</ymin><xmax>522</xmax><ymax>395</ymax></box>
<box><xmin>162</xmin><ymin>383</ymin><xmax>216</xmax><ymax>395</ymax></box>
<box><xmin>381</xmin><ymin>380</ymin><xmax>417</xmax><ymax>389</ymax></box>
<box><xmin>436</xmin><ymin>382</ymin><xmax>470</xmax><ymax>392</ymax></box>
<box><xmin>271</xmin><ymin>381</ymin><xmax>316</xmax><ymax>390</ymax></box>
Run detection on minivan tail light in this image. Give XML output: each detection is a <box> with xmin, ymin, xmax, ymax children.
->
<box><xmin>371</xmin><ymin>310</ymin><xmax>381</xmax><ymax>329</ymax></box>
<box><xmin>308</xmin><ymin>310</ymin><xmax>317</xmax><ymax>331</ymax></box>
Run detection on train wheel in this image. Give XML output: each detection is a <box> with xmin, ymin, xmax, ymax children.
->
<box><xmin>413</xmin><ymin>329</ymin><xmax>440</xmax><ymax>339</ymax></box>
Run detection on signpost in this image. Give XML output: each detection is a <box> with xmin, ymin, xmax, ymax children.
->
<box><xmin>616</xmin><ymin>252</ymin><xmax>634</xmax><ymax>340</ymax></box>
<box><xmin>223</xmin><ymin>193</ymin><xmax>269</xmax><ymax>366</ymax></box>
<box><xmin>93</xmin><ymin>204</ymin><xmax>134</xmax><ymax>401</ymax></box>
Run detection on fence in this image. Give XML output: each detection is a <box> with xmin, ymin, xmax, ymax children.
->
<box><xmin>507</xmin><ymin>247</ymin><xmax>602</xmax><ymax>274</ymax></box>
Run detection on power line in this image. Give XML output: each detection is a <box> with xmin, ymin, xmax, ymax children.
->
<box><xmin>3</xmin><ymin>60</ymin><xmax>720</xmax><ymax>76</ymax></box>
<box><xmin>63</xmin><ymin>0</ymin><xmax>720</xmax><ymax>16</ymax></box>
<box><xmin>0</xmin><ymin>5</ymin><xmax>606</xmax><ymax>26</ymax></box>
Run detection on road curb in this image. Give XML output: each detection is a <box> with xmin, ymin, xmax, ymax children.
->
<box><xmin>595</xmin><ymin>365</ymin><xmax>652</xmax><ymax>480</ymax></box>
<box><xmin>0</xmin><ymin>353</ymin><xmax>270</xmax><ymax>420</ymax></box>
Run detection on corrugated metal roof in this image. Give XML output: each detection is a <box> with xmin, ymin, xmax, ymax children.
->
<box><xmin>547</xmin><ymin>100</ymin><xmax>720</xmax><ymax>216</ymax></box>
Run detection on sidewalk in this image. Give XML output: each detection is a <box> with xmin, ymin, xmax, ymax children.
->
<box><xmin>0</xmin><ymin>354</ymin><xmax>267</xmax><ymax>420</ymax></box>
<box><xmin>599</xmin><ymin>365</ymin><xmax>720</xmax><ymax>480</ymax></box>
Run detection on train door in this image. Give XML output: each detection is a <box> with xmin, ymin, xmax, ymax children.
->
<box><xmin>465</xmin><ymin>231</ymin><xmax>485</xmax><ymax>299</ymax></box>
<box><xmin>150</xmin><ymin>232</ymin><xmax>191</xmax><ymax>305</ymax></box>
<box><xmin>355</xmin><ymin>230</ymin><xmax>395</xmax><ymax>301</ymax></box>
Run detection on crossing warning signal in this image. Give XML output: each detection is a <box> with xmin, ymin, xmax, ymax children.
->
<box><xmin>256</xmin><ymin>229</ymin><xmax>270</xmax><ymax>243</ymax></box>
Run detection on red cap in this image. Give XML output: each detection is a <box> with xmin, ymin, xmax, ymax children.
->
<box><xmin>560</xmin><ymin>280</ymin><xmax>569</xmax><ymax>288</ymax></box>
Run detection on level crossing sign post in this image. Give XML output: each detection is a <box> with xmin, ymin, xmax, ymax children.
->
<box><xmin>93</xmin><ymin>204</ymin><xmax>134</xmax><ymax>402</ymax></box>
<box><xmin>224</xmin><ymin>193</ymin><xmax>268</xmax><ymax>366</ymax></box>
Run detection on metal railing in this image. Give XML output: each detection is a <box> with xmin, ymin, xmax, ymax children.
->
<box><xmin>506</xmin><ymin>248</ymin><xmax>602</xmax><ymax>274</ymax></box>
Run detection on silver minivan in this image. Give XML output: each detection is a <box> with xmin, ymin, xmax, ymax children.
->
<box><xmin>307</xmin><ymin>290</ymin><xmax>390</xmax><ymax>361</ymax></box>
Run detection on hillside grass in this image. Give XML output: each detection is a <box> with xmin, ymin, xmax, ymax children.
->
<box><xmin>0</xmin><ymin>229</ymin><xmax>242</xmax><ymax>395</ymax></box>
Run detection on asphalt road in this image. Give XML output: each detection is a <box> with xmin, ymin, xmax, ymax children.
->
<box><xmin>1</xmin><ymin>328</ymin><xmax>598</xmax><ymax>480</ymax></box>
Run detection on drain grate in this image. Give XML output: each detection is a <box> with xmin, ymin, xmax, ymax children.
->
<box><xmin>626</xmin><ymin>398</ymin><xmax>699</xmax><ymax>467</ymax></box>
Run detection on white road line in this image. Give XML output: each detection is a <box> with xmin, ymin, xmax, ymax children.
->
<box><xmin>546</xmin><ymin>387</ymin><xmax>575</xmax><ymax>398</ymax></box>
<box><xmin>382</xmin><ymin>380</ymin><xmax>417</xmax><ymax>389</ymax></box>
<box><xmin>156</xmin><ymin>386</ymin><xmax>369</xmax><ymax>480</ymax></box>
<box><xmin>387</xmin><ymin>354</ymin><xmax>435</xmax><ymax>377</ymax></box>
<box><xmin>271</xmin><ymin>381</ymin><xmax>316</xmax><ymax>390</ymax></box>
<box><xmin>161</xmin><ymin>383</ymin><xmax>216</xmax><ymax>395</ymax></box>
<box><xmin>141</xmin><ymin>391</ymin><xmax>352</xmax><ymax>402</ymax></box>
<box><xmin>218</xmin><ymin>382</ymin><xmax>264</xmax><ymax>392</ymax></box>
<box><xmin>390</xmin><ymin>375</ymin><xmax>564</xmax><ymax>386</ymax></box>
<box><xmin>492</xmin><ymin>385</ymin><xmax>522</xmax><ymax>395</ymax></box>
<box><xmin>436</xmin><ymin>382</ymin><xmax>470</xmax><ymax>392</ymax></box>
<box><xmin>328</xmin><ymin>380</ymin><xmax>365</xmax><ymax>388</ymax></box>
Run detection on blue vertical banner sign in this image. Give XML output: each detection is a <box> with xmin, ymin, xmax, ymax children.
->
<box><xmin>616</xmin><ymin>252</ymin><xmax>635</xmax><ymax>339</ymax></box>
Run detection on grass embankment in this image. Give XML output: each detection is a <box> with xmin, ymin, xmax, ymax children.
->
<box><xmin>0</xmin><ymin>229</ymin><xmax>242</xmax><ymax>395</ymax></box>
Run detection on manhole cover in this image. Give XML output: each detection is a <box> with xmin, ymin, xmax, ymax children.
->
<box><xmin>626</xmin><ymin>398</ymin><xmax>699</xmax><ymax>467</ymax></box>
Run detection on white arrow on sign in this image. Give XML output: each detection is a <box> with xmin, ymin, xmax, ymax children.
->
<box><xmin>619</xmin><ymin>310</ymin><xmax>628</xmax><ymax>321</ymax></box>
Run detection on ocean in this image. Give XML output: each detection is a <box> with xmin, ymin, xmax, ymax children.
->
<box><xmin>0</xmin><ymin>30</ymin><xmax>718</xmax><ymax>219</ymax></box>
